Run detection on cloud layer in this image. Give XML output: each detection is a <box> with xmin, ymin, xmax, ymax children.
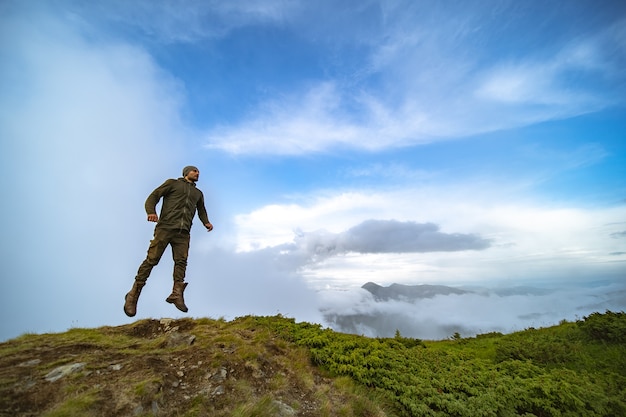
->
<box><xmin>234</xmin><ymin>189</ymin><xmax>626</xmax><ymax>288</ymax></box>
<box><xmin>320</xmin><ymin>280</ymin><xmax>626</xmax><ymax>340</ymax></box>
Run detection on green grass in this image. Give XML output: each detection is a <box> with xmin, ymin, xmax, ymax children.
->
<box><xmin>41</xmin><ymin>390</ymin><xmax>100</xmax><ymax>417</ymax></box>
<box><xmin>2</xmin><ymin>312</ymin><xmax>624</xmax><ymax>417</ymax></box>
<box><xmin>248</xmin><ymin>311</ymin><xmax>626</xmax><ymax>417</ymax></box>
<box><xmin>231</xmin><ymin>394</ymin><xmax>281</xmax><ymax>417</ymax></box>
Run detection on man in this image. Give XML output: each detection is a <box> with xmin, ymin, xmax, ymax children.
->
<box><xmin>124</xmin><ymin>165</ymin><xmax>213</xmax><ymax>317</ymax></box>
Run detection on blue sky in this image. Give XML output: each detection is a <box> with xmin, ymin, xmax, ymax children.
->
<box><xmin>1</xmin><ymin>0</ymin><xmax>625</xmax><ymax>341</ymax></box>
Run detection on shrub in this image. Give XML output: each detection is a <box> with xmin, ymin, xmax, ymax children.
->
<box><xmin>577</xmin><ymin>311</ymin><xmax>626</xmax><ymax>343</ymax></box>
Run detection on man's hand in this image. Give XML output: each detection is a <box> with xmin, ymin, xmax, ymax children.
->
<box><xmin>147</xmin><ymin>214</ymin><xmax>158</xmax><ymax>222</ymax></box>
<box><xmin>205</xmin><ymin>222</ymin><xmax>213</xmax><ymax>232</ymax></box>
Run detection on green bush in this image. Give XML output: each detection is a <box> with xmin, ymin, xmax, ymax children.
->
<box><xmin>577</xmin><ymin>311</ymin><xmax>626</xmax><ymax>343</ymax></box>
<box><xmin>494</xmin><ymin>331</ymin><xmax>578</xmax><ymax>365</ymax></box>
<box><xmin>251</xmin><ymin>313</ymin><xmax>626</xmax><ymax>417</ymax></box>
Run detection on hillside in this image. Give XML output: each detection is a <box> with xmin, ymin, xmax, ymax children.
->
<box><xmin>0</xmin><ymin>317</ymin><xmax>387</xmax><ymax>417</ymax></box>
<box><xmin>1</xmin><ymin>312</ymin><xmax>625</xmax><ymax>416</ymax></box>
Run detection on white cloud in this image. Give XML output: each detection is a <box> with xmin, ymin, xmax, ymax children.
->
<box><xmin>320</xmin><ymin>280</ymin><xmax>626</xmax><ymax>340</ymax></box>
<box><xmin>0</xmin><ymin>8</ymin><xmax>190</xmax><ymax>340</ymax></box>
<box><xmin>473</xmin><ymin>32</ymin><xmax>620</xmax><ymax>109</ymax></box>
<box><xmin>186</xmin><ymin>248</ymin><xmax>322</xmax><ymax>323</ymax></box>
<box><xmin>201</xmin><ymin>6</ymin><xmax>625</xmax><ymax>156</ymax></box>
<box><xmin>342</xmin><ymin>162</ymin><xmax>436</xmax><ymax>181</ymax></box>
<box><xmin>21</xmin><ymin>2</ymin><xmax>621</xmax><ymax>157</ymax></box>
<box><xmin>475</xmin><ymin>64</ymin><xmax>556</xmax><ymax>104</ymax></box>
<box><xmin>232</xmin><ymin>186</ymin><xmax>626</xmax><ymax>287</ymax></box>
<box><xmin>234</xmin><ymin>191</ymin><xmax>390</xmax><ymax>251</ymax></box>
<box><xmin>61</xmin><ymin>0</ymin><xmax>299</xmax><ymax>43</ymax></box>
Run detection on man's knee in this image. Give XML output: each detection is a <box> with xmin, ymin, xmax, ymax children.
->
<box><xmin>173</xmin><ymin>258</ymin><xmax>188</xmax><ymax>267</ymax></box>
<box><xmin>146</xmin><ymin>257</ymin><xmax>161</xmax><ymax>266</ymax></box>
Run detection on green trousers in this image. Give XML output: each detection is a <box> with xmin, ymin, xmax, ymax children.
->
<box><xmin>135</xmin><ymin>228</ymin><xmax>190</xmax><ymax>282</ymax></box>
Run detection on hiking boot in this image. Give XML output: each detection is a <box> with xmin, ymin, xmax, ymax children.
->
<box><xmin>124</xmin><ymin>281</ymin><xmax>146</xmax><ymax>317</ymax></box>
<box><xmin>166</xmin><ymin>281</ymin><xmax>189</xmax><ymax>313</ymax></box>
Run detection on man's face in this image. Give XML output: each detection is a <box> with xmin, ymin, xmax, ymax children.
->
<box><xmin>186</xmin><ymin>169</ymin><xmax>200</xmax><ymax>182</ymax></box>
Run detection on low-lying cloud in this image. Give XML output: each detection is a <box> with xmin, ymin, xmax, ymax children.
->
<box><xmin>320</xmin><ymin>280</ymin><xmax>626</xmax><ymax>340</ymax></box>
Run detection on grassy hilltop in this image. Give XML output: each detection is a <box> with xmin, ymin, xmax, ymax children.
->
<box><xmin>1</xmin><ymin>311</ymin><xmax>625</xmax><ymax>416</ymax></box>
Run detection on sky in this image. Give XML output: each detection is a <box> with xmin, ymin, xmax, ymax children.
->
<box><xmin>1</xmin><ymin>0</ymin><xmax>625</xmax><ymax>341</ymax></box>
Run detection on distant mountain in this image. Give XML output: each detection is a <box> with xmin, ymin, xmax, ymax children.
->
<box><xmin>362</xmin><ymin>282</ymin><xmax>468</xmax><ymax>302</ymax></box>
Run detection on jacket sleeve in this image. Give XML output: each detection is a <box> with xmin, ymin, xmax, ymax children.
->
<box><xmin>144</xmin><ymin>179</ymin><xmax>174</xmax><ymax>215</ymax></box>
<box><xmin>196</xmin><ymin>192</ymin><xmax>210</xmax><ymax>225</ymax></box>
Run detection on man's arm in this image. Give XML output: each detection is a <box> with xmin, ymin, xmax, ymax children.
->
<box><xmin>144</xmin><ymin>179</ymin><xmax>175</xmax><ymax>222</ymax></box>
<box><xmin>196</xmin><ymin>193</ymin><xmax>213</xmax><ymax>231</ymax></box>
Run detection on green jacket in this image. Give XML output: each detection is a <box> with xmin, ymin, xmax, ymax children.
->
<box><xmin>145</xmin><ymin>178</ymin><xmax>210</xmax><ymax>232</ymax></box>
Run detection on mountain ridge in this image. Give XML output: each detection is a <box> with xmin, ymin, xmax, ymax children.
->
<box><xmin>362</xmin><ymin>282</ymin><xmax>468</xmax><ymax>301</ymax></box>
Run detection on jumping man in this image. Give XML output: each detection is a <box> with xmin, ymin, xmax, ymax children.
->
<box><xmin>124</xmin><ymin>166</ymin><xmax>213</xmax><ymax>317</ymax></box>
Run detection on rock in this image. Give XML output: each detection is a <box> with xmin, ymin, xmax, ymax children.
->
<box><xmin>273</xmin><ymin>400</ymin><xmax>296</xmax><ymax>416</ymax></box>
<box><xmin>164</xmin><ymin>332</ymin><xmax>196</xmax><ymax>347</ymax></box>
<box><xmin>18</xmin><ymin>359</ymin><xmax>41</xmax><ymax>367</ymax></box>
<box><xmin>209</xmin><ymin>367</ymin><xmax>227</xmax><ymax>383</ymax></box>
<box><xmin>160</xmin><ymin>318</ymin><xmax>173</xmax><ymax>328</ymax></box>
<box><xmin>109</xmin><ymin>364</ymin><xmax>123</xmax><ymax>371</ymax></box>
<box><xmin>134</xmin><ymin>399</ymin><xmax>160</xmax><ymax>416</ymax></box>
<box><xmin>45</xmin><ymin>363</ymin><xmax>86</xmax><ymax>382</ymax></box>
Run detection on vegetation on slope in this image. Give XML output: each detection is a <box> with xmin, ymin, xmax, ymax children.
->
<box><xmin>254</xmin><ymin>311</ymin><xmax>626</xmax><ymax>416</ymax></box>
<box><xmin>1</xmin><ymin>311</ymin><xmax>624</xmax><ymax>416</ymax></box>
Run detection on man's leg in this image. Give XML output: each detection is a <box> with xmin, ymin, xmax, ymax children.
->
<box><xmin>170</xmin><ymin>231</ymin><xmax>190</xmax><ymax>282</ymax></box>
<box><xmin>123</xmin><ymin>281</ymin><xmax>145</xmax><ymax>317</ymax></box>
<box><xmin>124</xmin><ymin>229</ymin><xmax>171</xmax><ymax>317</ymax></box>
<box><xmin>135</xmin><ymin>228</ymin><xmax>172</xmax><ymax>282</ymax></box>
<box><xmin>166</xmin><ymin>231</ymin><xmax>191</xmax><ymax>312</ymax></box>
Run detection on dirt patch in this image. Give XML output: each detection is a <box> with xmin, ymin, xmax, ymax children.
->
<box><xmin>119</xmin><ymin>319</ymin><xmax>164</xmax><ymax>339</ymax></box>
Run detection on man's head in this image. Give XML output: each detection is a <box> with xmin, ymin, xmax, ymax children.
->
<box><xmin>182</xmin><ymin>165</ymin><xmax>200</xmax><ymax>182</ymax></box>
